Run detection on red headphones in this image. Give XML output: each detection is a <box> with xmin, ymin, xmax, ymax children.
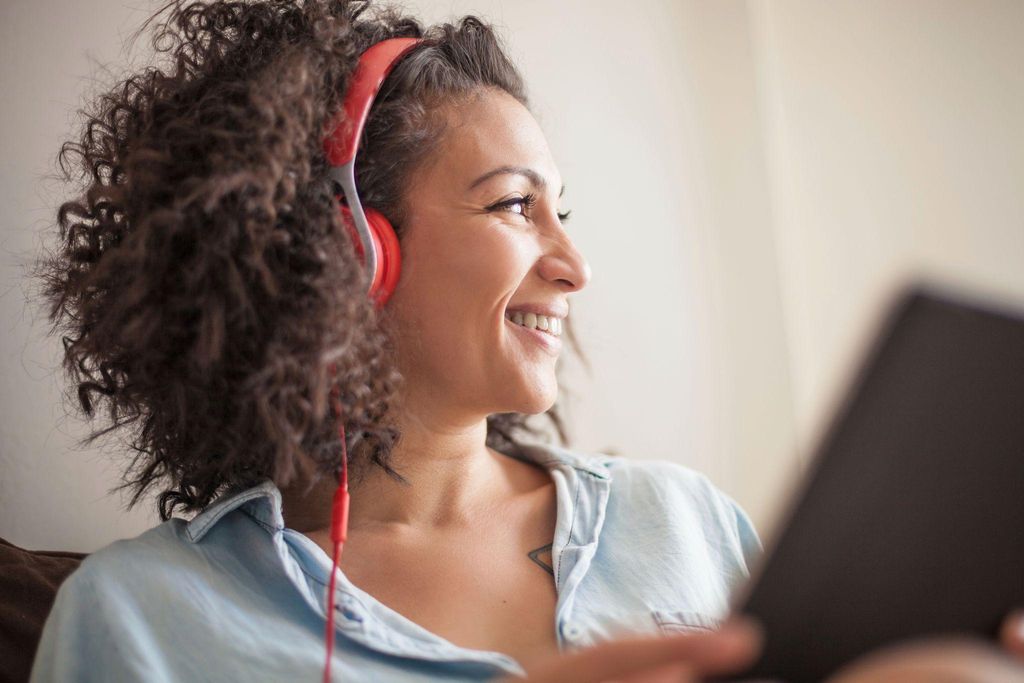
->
<box><xmin>319</xmin><ymin>36</ymin><xmax>423</xmax><ymax>682</ymax></box>
<box><xmin>323</xmin><ymin>37</ymin><xmax>422</xmax><ymax>307</ymax></box>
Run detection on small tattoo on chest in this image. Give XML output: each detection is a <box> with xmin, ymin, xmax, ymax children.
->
<box><xmin>527</xmin><ymin>543</ymin><xmax>554</xmax><ymax>576</ymax></box>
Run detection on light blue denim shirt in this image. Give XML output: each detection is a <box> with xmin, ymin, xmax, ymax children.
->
<box><xmin>31</xmin><ymin>443</ymin><xmax>761</xmax><ymax>682</ymax></box>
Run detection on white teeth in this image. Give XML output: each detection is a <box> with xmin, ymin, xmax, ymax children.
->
<box><xmin>506</xmin><ymin>311</ymin><xmax>563</xmax><ymax>337</ymax></box>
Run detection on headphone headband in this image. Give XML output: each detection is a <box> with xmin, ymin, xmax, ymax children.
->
<box><xmin>322</xmin><ymin>37</ymin><xmax>422</xmax><ymax>306</ymax></box>
<box><xmin>324</xmin><ymin>37</ymin><xmax>423</xmax><ymax>167</ymax></box>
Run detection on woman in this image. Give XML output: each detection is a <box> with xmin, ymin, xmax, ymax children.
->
<box><xmin>29</xmin><ymin>1</ymin><xmax>1024</xmax><ymax>681</ymax></box>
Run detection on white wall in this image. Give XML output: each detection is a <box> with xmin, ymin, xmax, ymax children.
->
<box><xmin>749</xmin><ymin>0</ymin><xmax>1024</xmax><ymax>453</ymax></box>
<box><xmin>2</xmin><ymin>0</ymin><xmax>1021</xmax><ymax>553</ymax></box>
<box><xmin>0</xmin><ymin>0</ymin><xmax>167</xmax><ymax>550</ymax></box>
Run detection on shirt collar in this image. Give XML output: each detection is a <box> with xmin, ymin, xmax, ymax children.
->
<box><xmin>183</xmin><ymin>441</ymin><xmax>611</xmax><ymax>543</ymax></box>
<box><xmin>184</xmin><ymin>479</ymin><xmax>283</xmax><ymax>543</ymax></box>
<box><xmin>515</xmin><ymin>442</ymin><xmax>612</xmax><ymax>481</ymax></box>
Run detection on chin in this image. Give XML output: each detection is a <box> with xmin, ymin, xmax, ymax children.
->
<box><xmin>496</xmin><ymin>365</ymin><xmax>559</xmax><ymax>414</ymax></box>
<box><xmin>512</xmin><ymin>386</ymin><xmax>559</xmax><ymax>415</ymax></box>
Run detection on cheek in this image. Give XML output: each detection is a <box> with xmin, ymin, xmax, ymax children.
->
<box><xmin>387</xmin><ymin>230</ymin><xmax>527</xmax><ymax>358</ymax></box>
<box><xmin>452</xmin><ymin>225</ymin><xmax>524</xmax><ymax>271</ymax></box>
<box><xmin>401</xmin><ymin>229</ymin><xmax>526</xmax><ymax>312</ymax></box>
<box><xmin>457</xmin><ymin>234</ymin><xmax>524</xmax><ymax>296</ymax></box>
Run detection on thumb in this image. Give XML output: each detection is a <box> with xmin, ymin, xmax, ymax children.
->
<box><xmin>1001</xmin><ymin>610</ymin><xmax>1024</xmax><ymax>662</ymax></box>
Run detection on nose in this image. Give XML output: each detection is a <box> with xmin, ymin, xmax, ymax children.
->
<box><xmin>537</xmin><ymin>227</ymin><xmax>591</xmax><ymax>293</ymax></box>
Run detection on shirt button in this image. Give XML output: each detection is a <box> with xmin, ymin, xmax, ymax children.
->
<box><xmin>339</xmin><ymin>605</ymin><xmax>363</xmax><ymax>623</ymax></box>
<box><xmin>562</xmin><ymin>622</ymin><xmax>584</xmax><ymax>643</ymax></box>
<box><xmin>335</xmin><ymin>595</ymin><xmax>363</xmax><ymax>623</ymax></box>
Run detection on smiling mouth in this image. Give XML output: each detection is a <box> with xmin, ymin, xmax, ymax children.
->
<box><xmin>504</xmin><ymin>310</ymin><xmax>563</xmax><ymax>337</ymax></box>
<box><xmin>504</xmin><ymin>317</ymin><xmax>562</xmax><ymax>357</ymax></box>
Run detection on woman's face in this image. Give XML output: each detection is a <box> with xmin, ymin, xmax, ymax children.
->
<box><xmin>384</xmin><ymin>88</ymin><xmax>590</xmax><ymax>424</ymax></box>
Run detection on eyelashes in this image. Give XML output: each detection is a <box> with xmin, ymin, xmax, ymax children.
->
<box><xmin>488</xmin><ymin>193</ymin><xmax>573</xmax><ymax>224</ymax></box>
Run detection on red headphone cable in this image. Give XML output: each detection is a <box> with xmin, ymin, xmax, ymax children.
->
<box><xmin>323</xmin><ymin>382</ymin><xmax>351</xmax><ymax>683</ymax></box>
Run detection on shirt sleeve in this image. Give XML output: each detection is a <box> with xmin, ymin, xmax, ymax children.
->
<box><xmin>721</xmin><ymin>491</ymin><xmax>763</xmax><ymax>581</ymax></box>
<box><xmin>30</xmin><ymin>561</ymin><xmax>167</xmax><ymax>683</ymax></box>
<box><xmin>603</xmin><ymin>455</ymin><xmax>764</xmax><ymax>612</ymax></box>
<box><xmin>655</xmin><ymin>458</ymin><xmax>764</xmax><ymax>585</ymax></box>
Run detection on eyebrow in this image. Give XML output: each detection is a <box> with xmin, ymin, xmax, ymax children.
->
<box><xmin>468</xmin><ymin>165</ymin><xmax>566</xmax><ymax>197</ymax></box>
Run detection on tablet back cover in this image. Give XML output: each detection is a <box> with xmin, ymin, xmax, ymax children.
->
<box><xmin>728</xmin><ymin>286</ymin><xmax>1024</xmax><ymax>682</ymax></box>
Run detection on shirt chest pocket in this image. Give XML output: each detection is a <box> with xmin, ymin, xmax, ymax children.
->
<box><xmin>650</xmin><ymin>609</ymin><xmax>722</xmax><ymax>635</ymax></box>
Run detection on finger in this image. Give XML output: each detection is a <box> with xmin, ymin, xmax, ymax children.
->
<box><xmin>1000</xmin><ymin>610</ymin><xmax>1024</xmax><ymax>662</ymax></box>
<box><xmin>613</xmin><ymin>661</ymin><xmax>692</xmax><ymax>683</ymax></box>
<box><xmin>521</xmin><ymin>617</ymin><xmax>762</xmax><ymax>683</ymax></box>
<box><xmin>827</xmin><ymin>638</ymin><xmax>1024</xmax><ymax>683</ymax></box>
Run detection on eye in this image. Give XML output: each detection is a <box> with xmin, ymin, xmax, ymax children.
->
<box><xmin>487</xmin><ymin>193</ymin><xmax>572</xmax><ymax>224</ymax></box>
<box><xmin>488</xmin><ymin>193</ymin><xmax>538</xmax><ymax>217</ymax></box>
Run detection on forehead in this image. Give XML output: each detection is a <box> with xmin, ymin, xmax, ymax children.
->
<box><xmin>421</xmin><ymin>89</ymin><xmax>561</xmax><ymax>191</ymax></box>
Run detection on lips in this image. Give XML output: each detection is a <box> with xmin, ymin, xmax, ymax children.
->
<box><xmin>505</xmin><ymin>316</ymin><xmax>561</xmax><ymax>356</ymax></box>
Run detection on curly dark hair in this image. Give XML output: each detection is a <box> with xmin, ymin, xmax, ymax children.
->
<box><xmin>37</xmin><ymin>0</ymin><xmax>586</xmax><ymax>521</ymax></box>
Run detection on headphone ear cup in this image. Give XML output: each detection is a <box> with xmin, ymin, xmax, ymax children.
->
<box><xmin>364</xmin><ymin>207</ymin><xmax>401</xmax><ymax>307</ymax></box>
<box><xmin>337</xmin><ymin>204</ymin><xmax>401</xmax><ymax>307</ymax></box>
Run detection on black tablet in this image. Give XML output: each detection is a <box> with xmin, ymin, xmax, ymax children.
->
<box><xmin>723</xmin><ymin>284</ymin><xmax>1024</xmax><ymax>683</ymax></box>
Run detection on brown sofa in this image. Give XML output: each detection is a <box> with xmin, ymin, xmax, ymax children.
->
<box><xmin>0</xmin><ymin>538</ymin><xmax>86</xmax><ymax>683</ymax></box>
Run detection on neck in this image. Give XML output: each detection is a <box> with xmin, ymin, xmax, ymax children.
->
<box><xmin>279</xmin><ymin>403</ymin><xmax>540</xmax><ymax>536</ymax></box>
<box><xmin>349</xmin><ymin>410</ymin><xmax>503</xmax><ymax>530</ymax></box>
